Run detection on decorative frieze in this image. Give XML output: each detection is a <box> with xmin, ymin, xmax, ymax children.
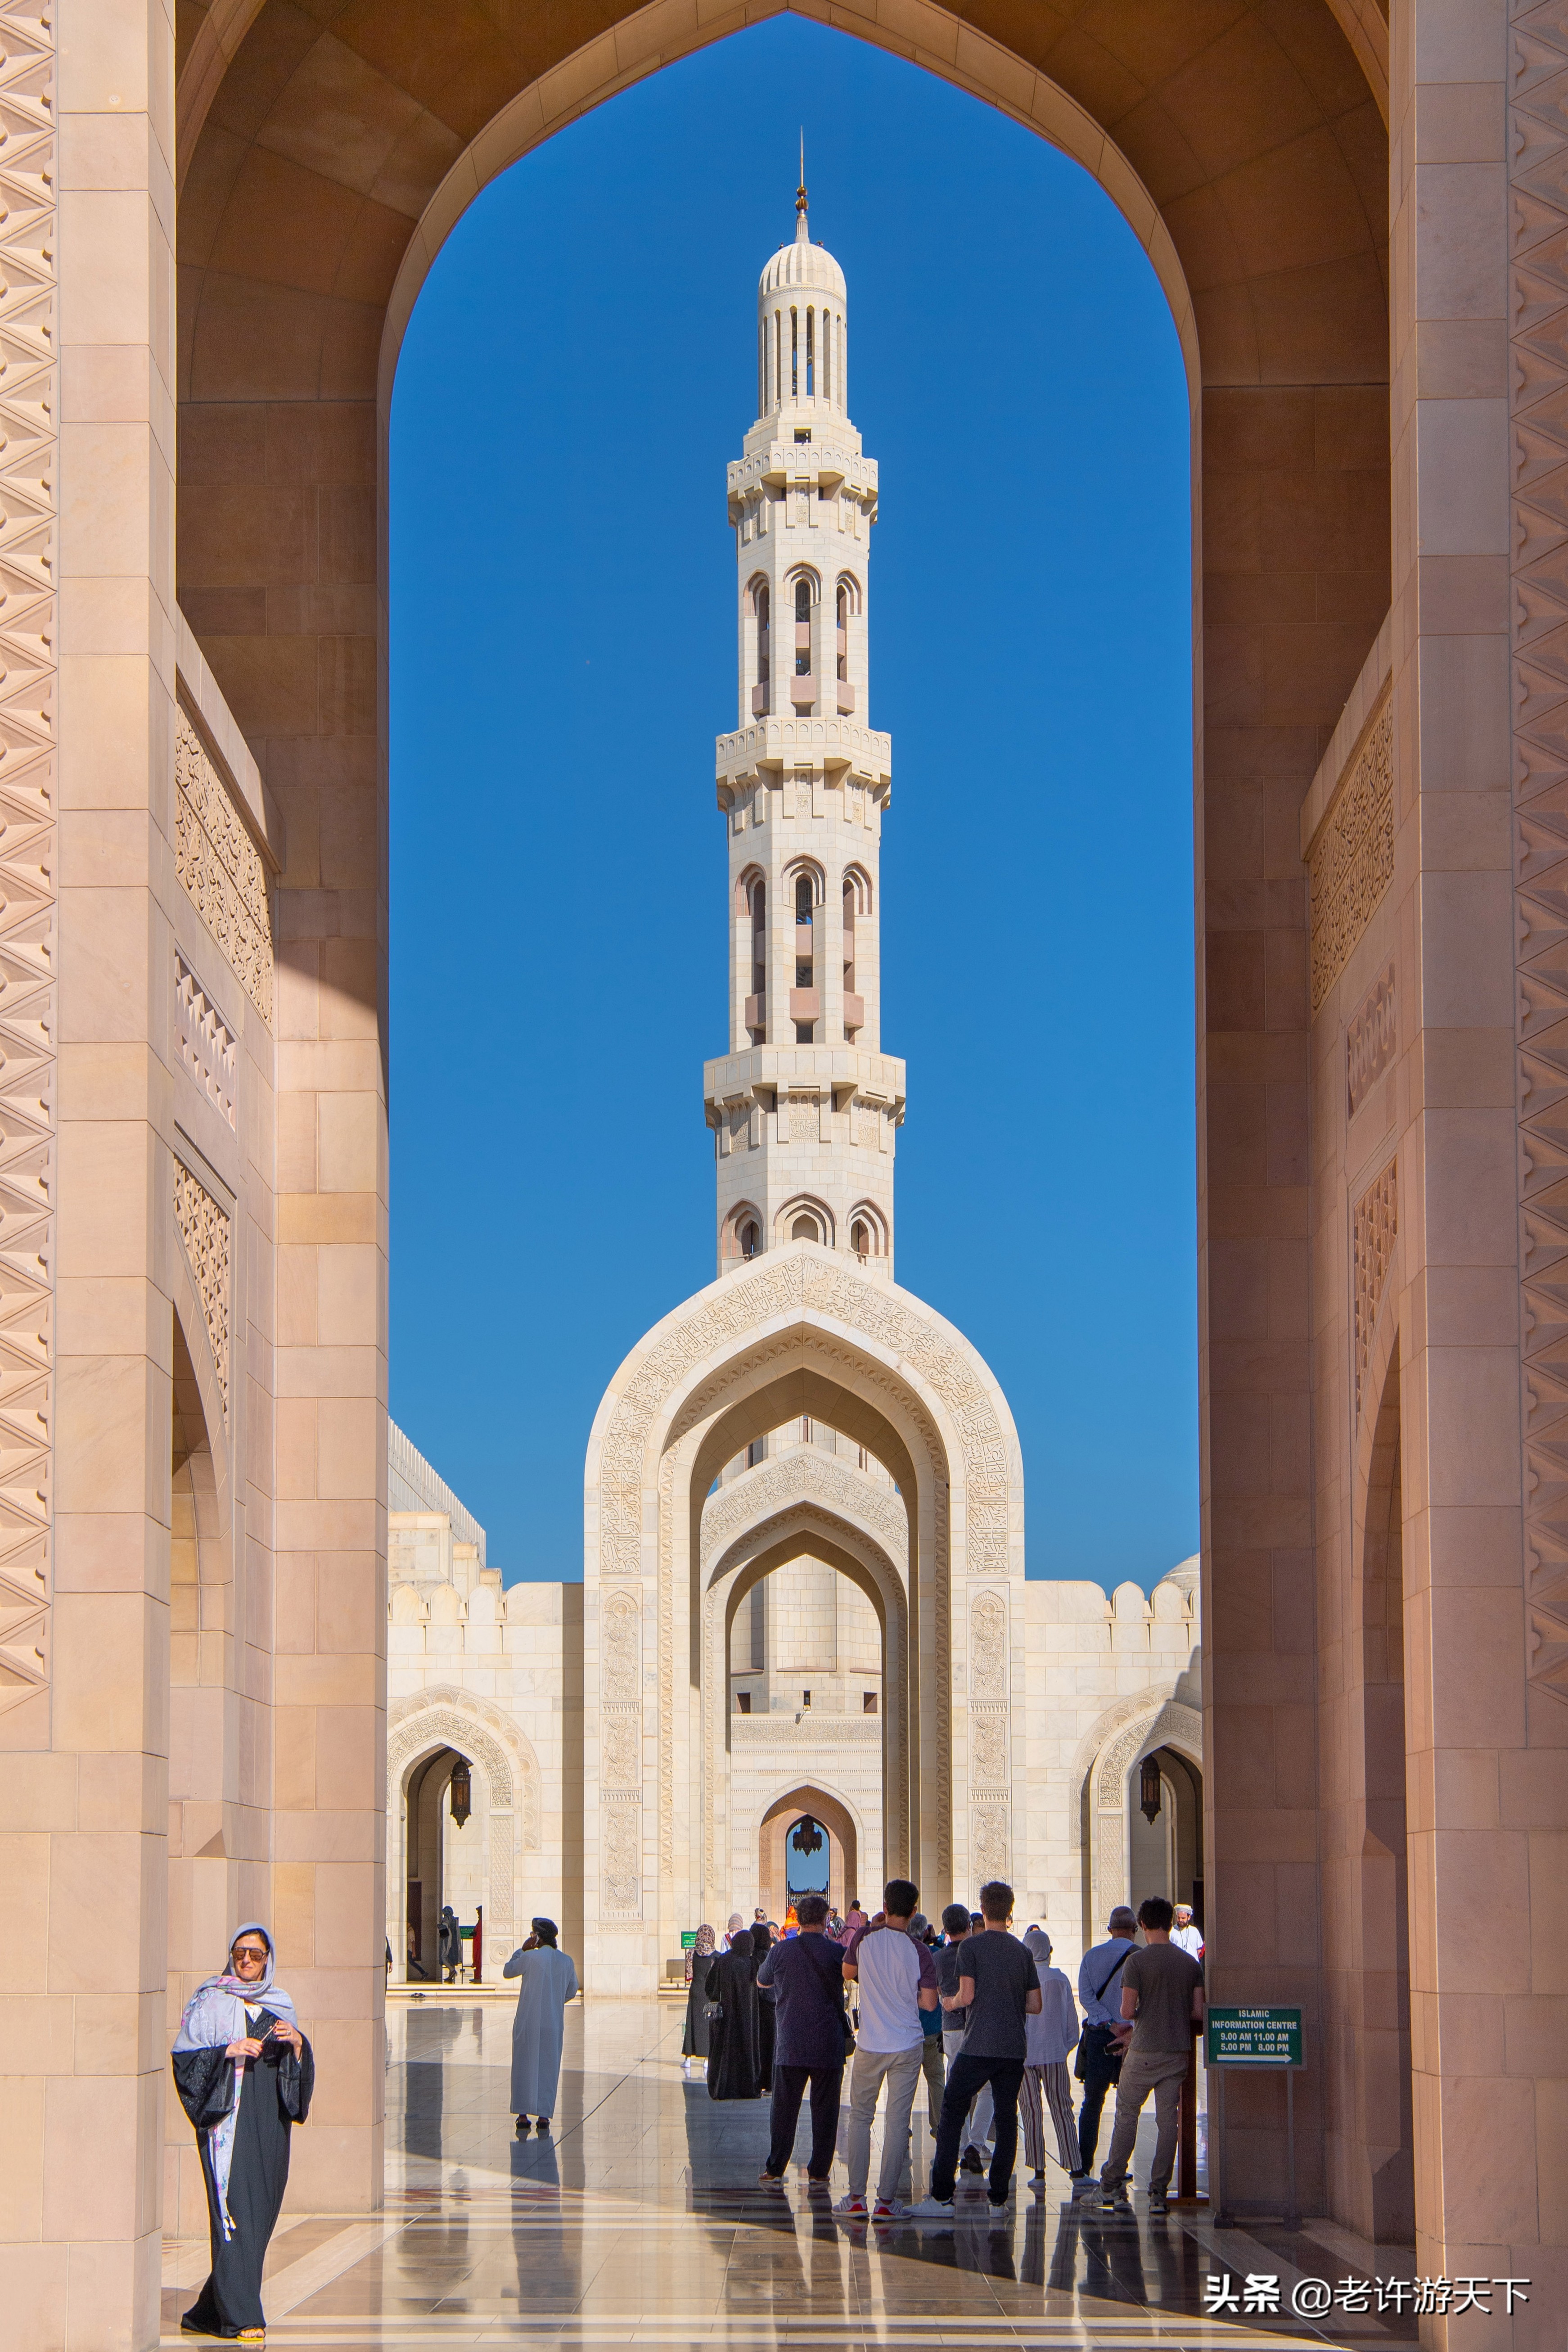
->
<box><xmin>0</xmin><ymin>0</ymin><xmax>58</xmax><ymax>1719</ymax></box>
<box><xmin>175</xmin><ymin>707</ymin><xmax>274</xmax><ymax>1025</ymax></box>
<box><xmin>600</xmin><ymin>1797</ymin><xmax>643</xmax><ymax>1917</ymax></box>
<box><xmin>173</xmin><ymin>1161</ymin><xmax>231</xmax><ymax>1413</ymax></box>
<box><xmin>1308</xmin><ymin>691</ymin><xmax>1393</xmax><ymax>1014</ymax></box>
<box><xmin>1510</xmin><ymin>0</ymin><xmax>1568</xmax><ymax>1709</ymax></box>
<box><xmin>1352</xmin><ymin>1160</ymin><xmax>1397</xmax><ymax>1422</ymax></box>
<box><xmin>175</xmin><ymin>951</ymin><xmax>237</xmax><ymax>1129</ymax></box>
<box><xmin>1347</xmin><ymin>962</ymin><xmax>1396</xmax><ymax>1120</ymax></box>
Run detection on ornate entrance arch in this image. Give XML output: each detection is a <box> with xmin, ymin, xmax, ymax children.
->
<box><xmin>583</xmin><ymin>1241</ymin><xmax>1024</xmax><ymax>1988</ymax></box>
<box><xmin>386</xmin><ymin>1686</ymin><xmax>543</xmax><ymax>1969</ymax></box>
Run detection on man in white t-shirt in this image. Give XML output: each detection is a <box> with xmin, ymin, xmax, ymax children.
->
<box><xmin>835</xmin><ymin>1878</ymin><xmax>939</xmax><ymax>2219</ymax></box>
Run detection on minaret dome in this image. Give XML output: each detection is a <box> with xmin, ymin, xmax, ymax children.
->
<box><xmin>757</xmin><ymin>198</ymin><xmax>848</xmax><ymax>420</ymax></box>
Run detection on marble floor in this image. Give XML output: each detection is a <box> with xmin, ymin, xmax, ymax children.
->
<box><xmin>161</xmin><ymin>1997</ymin><xmax>1419</xmax><ymax>2350</ymax></box>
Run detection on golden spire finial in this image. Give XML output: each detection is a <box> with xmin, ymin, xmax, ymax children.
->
<box><xmin>795</xmin><ymin>128</ymin><xmax>807</xmax><ymax>224</ymax></box>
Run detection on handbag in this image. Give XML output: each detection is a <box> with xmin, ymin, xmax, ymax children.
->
<box><xmin>1072</xmin><ymin>1947</ymin><xmax>1132</xmax><ymax>2083</ymax></box>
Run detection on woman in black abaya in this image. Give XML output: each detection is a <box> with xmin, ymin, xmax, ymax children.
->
<box><xmin>171</xmin><ymin>1923</ymin><xmax>314</xmax><ymax>2340</ymax></box>
<box><xmin>750</xmin><ymin>1921</ymin><xmax>776</xmax><ymax>2093</ymax></box>
<box><xmin>704</xmin><ymin>1927</ymin><xmax>762</xmax><ymax>2099</ymax></box>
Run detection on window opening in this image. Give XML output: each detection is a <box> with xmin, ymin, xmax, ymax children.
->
<box><xmin>756</xmin><ymin>584</ymin><xmax>770</xmax><ymax>691</ymax></box>
<box><xmin>794</xmin><ymin>1024</ymin><xmax>814</xmax><ymax>1045</ymax></box>
<box><xmin>795</xmin><ymin>577</ymin><xmax>811</xmax><ymax>674</ymax></box>
<box><xmin>836</xmin><ymin>582</ymin><xmax>848</xmax><ymax>680</ymax></box>
<box><xmin>736</xmin><ymin>1690</ymin><xmax>751</xmax><ymax>1714</ymax></box>
<box><xmin>775</xmin><ymin>311</ymin><xmax>783</xmax><ymax>406</ymax></box>
<box><xmin>791</xmin><ymin>1212</ymin><xmax>817</xmax><ymax>1240</ymax></box>
<box><xmin>796</xmin><ymin>873</ymin><xmax>814</xmax><ymax>921</ymax></box>
<box><xmin>806</xmin><ymin>307</ymin><xmax>815</xmax><ymax>397</ymax></box>
<box><xmin>790</xmin><ymin>307</ymin><xmax>798</xmax><ymax>399</ymax></box>
<box><xmin>740</xmin><ymin>1218</ymin><xmax>759</xmax><ymax>1260</ymax></box>
<box><xmin>852</xmin><ymin>1219</ymin><xmax>869</xmax><ymax>1260</ymax></box>
<box><xmin>801</xmin><ymin>1690</ymin><xmax>811</xmax><ymax>1708</ymax></box>
<box><xmin>863</xmin><ymin>1691</ymin><xmax>877</xmax><ymax>1714</ymax></box>
<box><xmin>794</xmin><ymin>427</ymin><xmax>811</xmax><ymax>443</ymax></box>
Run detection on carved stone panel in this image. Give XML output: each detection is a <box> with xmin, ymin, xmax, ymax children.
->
<box><xmin>1346</xmin><ymin>962</ymin><xmax>1396</xmax><ymax>1119</ymax></box>
<box><xmin>0</xmin><ymin>0</ymin><xmax>59</xmax><ymax>1721</ymax></box>
<box><xmin>601</xmin><ymin>1797</ymin><xmax>643</xmax><ymax>1916</ymax></box>
<box><xmin>970</xmin><ymin>1707</ymin><xmax>1008</xmax><ymax>1789</ymax></box>
<box><xmin>971</xmin><ymin>1803</ymin><xmax>1010</xmax><ymax>1886</ymax></box>
<box><xmin>1509</xmin><ymin>1</ymin><xmax>1568</xmax><ymax>1708</ymax></box>
<box><xmin>173</xmin><ymin>1161</ymin><xmax>231</xmax><ymax>1414</ymax></box>
<box><xmin>969</xmin><ymin>1592</ymin><xmax>1007</xmax><ymax>1699</ymax></box>
<box><xmin>175</xmin><ymin>706</ymin><xmax>274</xmax><ymax>1025</ymax></box>
<box><xmin>601</xmin><ymin>1710</ymin><xmax>641</xmax><ymax>1788</ymax></box>
<box><xmin>1352</xmin><ymin>1160</ymin><xmax>1397</xmax><ymax>1420</ymax></box>
<box><xmin>1309</xmin><ymin>691</ymin><xmax>1393</xmax><ymax>1014</ymax></box>
<box><xmin>601</xmin><ymin>1589</ymin><xmax>641</xmax><ymax>1703</ymax></box>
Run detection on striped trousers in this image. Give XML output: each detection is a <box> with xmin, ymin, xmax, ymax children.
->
<box><xmin>1018</xmin><ymin>2060</ymin><xmax>1080</xmax><ymax>2173</ymax></box>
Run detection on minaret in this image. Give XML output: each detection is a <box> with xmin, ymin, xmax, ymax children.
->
<box><xmin>705</xmin><ymin>178</ymin><xmax>903</xmax><ymax>1280</ymax></box>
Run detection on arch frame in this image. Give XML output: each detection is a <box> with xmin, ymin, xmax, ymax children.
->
<box><xmin>582</xmin><ymin>1240</ymin><xmax>1025</xmax><ymax>1989</ymax></box>
<box><xmin>758</xmin><ymin>1780</ymin><xmax>866</xmax><ymax>1919</ymax></box>
<box><xmin>706</xmin><ymin>1494</ymin><xmax>908</xmax><ymax>1909</ymax></box>
<box><xmin>385</xmin><ymin>1684</ymin><xmax>545</xmax><ymax>1971</ymax></box>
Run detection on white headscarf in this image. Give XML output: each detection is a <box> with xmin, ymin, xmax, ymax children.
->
<box><xmin>172</xmin><ymin>1924</ymin><xmax>298</xmax><ymax>2238</ymax></box>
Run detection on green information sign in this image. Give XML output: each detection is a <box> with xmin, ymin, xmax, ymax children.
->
<box><xmin>1207</xmin><ymin>2006</ymin><xmax>1303</xmax><ymax>2066</ymax></box>
<box><xmin>680</xmin><ymin>1931</ymin><xmax>698</xmax><ymax>1952</ymax></box>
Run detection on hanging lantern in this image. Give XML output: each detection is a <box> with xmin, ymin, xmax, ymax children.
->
<box><xmin>792</xmin><ymin>1815</ymin><xmax>824</xmax><ymax>1857</ymax></box>
<box><xmin>1139</xmin><ymin>1755</ymin><xmax>1162</xmax><ymax>1826</ymax></box>
<box><xmin>449</xmin><ymin>1756</ymin><xmax>472</xmax><ymax>1827</ymax></box>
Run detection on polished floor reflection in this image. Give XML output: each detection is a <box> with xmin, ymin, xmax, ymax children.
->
<box><xmin>161</xmin><ymin>1996</ymin><xmax>1418</xmax><ymax>2348</ymax></box>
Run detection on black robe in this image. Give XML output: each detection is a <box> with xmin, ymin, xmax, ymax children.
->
<box><xmin>704</xmin><ymin>1948</ymin><xmax>762</xmax><ymax>2099</ymax></box>
<box><xmin>172</xmin><ymin>2005</ymin><xmax>314</xmax><ymax>2337</ymax></box>
<box><xmin>682</xmin><ymin>1963</ymin><xmax>715</xmax><ymax>2057</ymax></box>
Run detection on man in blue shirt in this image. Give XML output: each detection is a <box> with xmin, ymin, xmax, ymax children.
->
<box><xmin>1076</xmin><ymin>1905</ymin><xmax>1138</xmax><ymax>2173</ymax></box>
<box><xmin>756</xmin><ymin>1892</ymin><xmax>848</xmax><ymax>2185</ymax></box>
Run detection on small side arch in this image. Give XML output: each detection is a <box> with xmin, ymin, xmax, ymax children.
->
<box><xmin>777</xmin><ymin>1194</ymin><xmax>834</xmax><ymax>1248</ymax></box>
<box><xmin>721</xmin><ymin>1201</ymin><xmax>763</xmax><ymax>1264</ymax></box>
<box><xmin>847</xmin><ymin>1203</ymin><xmax>887</xmax><ymax>1261</ymax></box>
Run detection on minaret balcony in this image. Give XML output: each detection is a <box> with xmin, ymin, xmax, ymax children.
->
<box><xmin>842</xmin><ymin>993</ymin><xmax>864</xmax><ymax>1032</ymax></box>
<box><xmin>789</xmin><ymin>988</ymin><xmax>820</xmax><ymax>1021</ymax></box>
<box><xmin>836</xmin><ymin>683</ymin><xmax>856</xmax><ymax>714</ymax></box>
<box><xmin>744</xmin><ymin>993</ymin><xmax>766</xmax><ymax>1031</ymax></box>
<box><xmin>751</xmin><ymin>684</ymin><xmax>770</xmax><ymax>717</ymax></box>
<box><xmin>789</xmin><ymin>675</ymin><xmax>816</xmax><ymax>709</ymax></box>
<box><xmin>714</xmin><ymin>715</ymin><xmax>893</xmax><ymax>795</ymax></box>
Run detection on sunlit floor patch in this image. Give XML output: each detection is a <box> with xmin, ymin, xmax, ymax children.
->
<box><xmin>160</xmin><ymin>1999</ymin><xmax>1415</xmax><ymax>2352</ymax></box>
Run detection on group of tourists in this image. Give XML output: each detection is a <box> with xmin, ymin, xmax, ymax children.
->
<box><xmin>168</xmin><ymin>1890</ymin><xmax>1202</xmax><ymax>2335</ymax></box>
<box><xmin>680</xmin><ymin>1881</ymin><xmax>1205</xmax><ymax>2220</ymax></box>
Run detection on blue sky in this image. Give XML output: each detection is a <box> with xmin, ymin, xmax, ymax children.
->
<box><xmin>389</xmin><ymin>17</ymin><xmax>1196</xmax><ymax>1590</ymax></box>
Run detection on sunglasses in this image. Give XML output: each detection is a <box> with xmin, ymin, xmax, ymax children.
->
<box><xmin>232</xmin><ymin>1947</ymin><xmax>268</xmax><ymax>1964</ymax></box>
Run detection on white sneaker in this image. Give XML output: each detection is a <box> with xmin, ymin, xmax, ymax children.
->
<box><xmin>903</xmin><ymin>2195</ymin><xmax>956</xmax><ymax>2221</ymax></box>
<box><xmin>832</xmin><ymin>2194</ymin><xmax>867</xmax><ymax>2217</ymax></box>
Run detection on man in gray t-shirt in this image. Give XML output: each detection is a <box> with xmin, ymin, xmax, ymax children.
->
<box><xmin>906</xmin><ymin>1881</ymin><xmax>1042</xmax><ymax>2216</ymax></box>
<box><xmin>1097</xmin><ymin>1897</ymin><xmax>1204</xmax><ymax>2211</ymax></box>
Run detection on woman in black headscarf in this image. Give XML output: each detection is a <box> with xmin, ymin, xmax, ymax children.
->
<box><xmin>704</xmin><ymin>1921</ymin><xmax>763</xmax><ymax>2099</ymax></box>
<box><xmin>171</xmin><ymin>1922</ymin><xmax>314</xmax><ymax>2341</ymax></box>
<box><xmin>750</xmin><ymin>1920</ymin><xmax>776</xmax><ymax>2094</ymax></box>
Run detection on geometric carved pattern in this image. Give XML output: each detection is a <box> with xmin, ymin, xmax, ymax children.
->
<box><xmin>0</xmin><ymin>0</ymin><xmax>56</xmax><ymax>1720</ymax></box>
<box><xmin>1309</xmin><ymin>689</ymin><xmax>1394</xmax><ymax>1013</ymax></box>
<box><xmin>1346</xmin><ymin>961</ymin><xmax>1396</xmax><ymax>1118</ymax></box>
<box><xmin>970</xmin><ymin>1707</ymin><xmax>1008</xmax><ymax>1788</ymax></box>
<box><xmin>175</xmin><ymin>951</ymin><xmax>238</xmax><ymax>1129</ymax></box>
<box><xmin>599</xmin><ymin>1589</ymin><xmax>642</xmax><ymax>1913</ymax></box>
<box><xmin>1352</xmin><ymin>1159</ymin><xmax>1397</xmax><ymax>1422</ymax></box>
<box><xmin>174</xmin><ymin>705</ymin><xmax>274</xmax><ymax>1025</ymax></box>
<box><xmin>601</xmin><ymin>1589</ymin><xmax>640</xmax><ymax>1702</ymax></box>
<box><xmin>173</xmin><ymin>1162</ymin><xmax>231</xmax><ymax>1415</ymax></box>
<box><xmin>1511</xmin><ymin>0</ymin><xmax>1568</xmax><ymax>1707</ymax></box>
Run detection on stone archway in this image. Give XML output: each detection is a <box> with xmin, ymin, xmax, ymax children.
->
<box><xmin>759</xmin><ymin>1785</ymin><xmax>862</xmax><ymax>1920</ymax></box>
<box><xmin>706</xmin><ymin>1497</ymin><xmax>908</xmax><ymax>1917</ymax></box>
<box><xmin>582</xmin><ymin>1241</ymin><xmax>1025</xmax><ymax>1988</ymax></box>
<box><xmin>386</xmin><ymin>1686</ymin><xmax>543</xmax><ymax>1974</ymax></box>
<box><xmin>1083</xmin><ymin>1697</ymin><xmax>1203</xmax><ymax>1930</ymax></box>
<box><xmin>151</xmin><ymin>0</ymin><xmax>1394</xmax><ymax>2240</ymax></box>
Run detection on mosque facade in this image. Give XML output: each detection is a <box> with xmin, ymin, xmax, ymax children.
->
<box><xmin>384</xmin><ymin>197</ymin><xmax>1202</xmax><ymax>1993</ymax></box>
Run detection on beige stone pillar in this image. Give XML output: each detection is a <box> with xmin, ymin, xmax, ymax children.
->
<box><xmin>0</xmin><ymin>0</ymin><xmax>178</xmax><ymax>2344</ymax></box>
